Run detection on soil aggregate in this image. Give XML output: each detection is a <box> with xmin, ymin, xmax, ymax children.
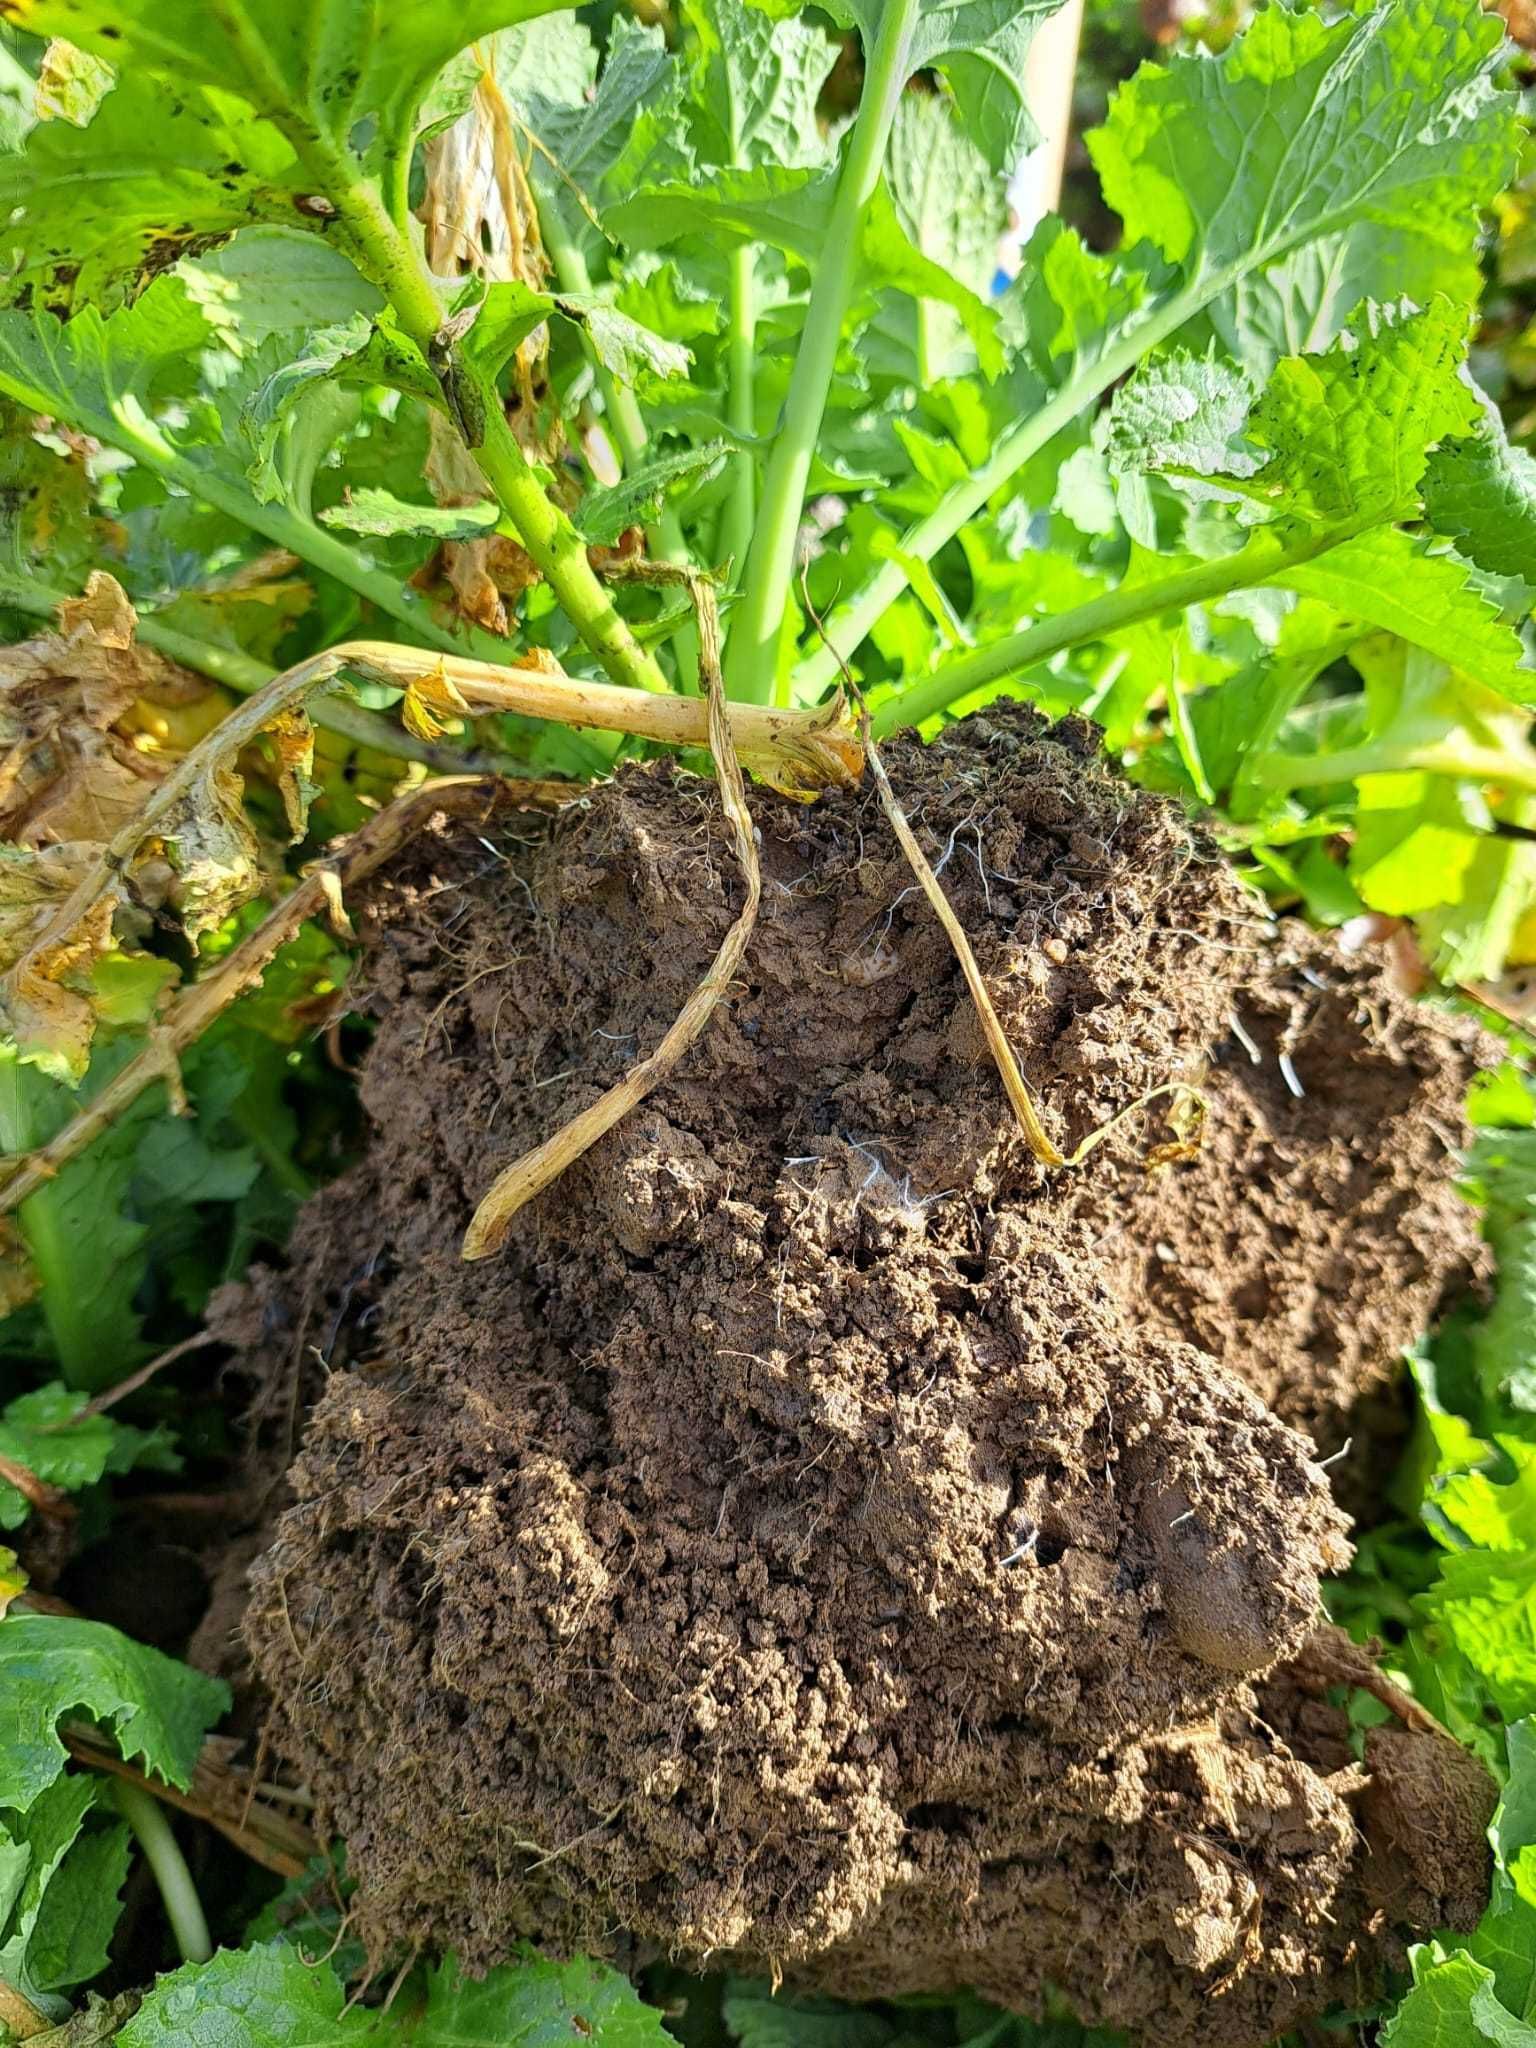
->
<box><xmin>230</xmin><ymin>706</ymin><xmax>1495</xmax><ymax>2046</ymax></box>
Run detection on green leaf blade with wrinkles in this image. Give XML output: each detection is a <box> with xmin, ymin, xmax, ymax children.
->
<box><xmin>0</xmin><ymin>1612</ymin><xmax>228</xmax><ymax>1810</ymax></box>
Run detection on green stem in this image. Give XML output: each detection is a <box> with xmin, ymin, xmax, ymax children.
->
<box><xmin>0</xmin><ymin>353</ymin><xmax>524</xmax><ymax>672</ymax></box>
<box><xmin>1254</xmin><ymin>740</ymin><xmax>1536</xmax><ymax>795</ymax></box>
<box><xmin>722</xmin><ymin>241</ymin><xmax>757</xmax><ymax>584</ymax></box>
<box><xmin>110</xmin><ymin>1780</ymin><xmax>212</xmax><ymax>1965</ymax></box>
<box><xmin>724</xmin><ymin>0</ymin><xmax>922</xmax><ymax>704</ymax></box>
<box><xmin>537</xmin><ymin>209</ymin><xmax>697</xmax><ymax>687</ymax></box>
<box><xmin>329</xmin><ymin>171</ymin><xmax>671</xmax><ymax>696</ymax></box>
<box><xmin>795</xmin><ymin>278</ymin><xmax>1210</xmax><ymax>700</ymax></box>
<box><xmin>869</xmin><ymin>524</ymin><xmax>1354</xmax><ymax>737</ymax></box>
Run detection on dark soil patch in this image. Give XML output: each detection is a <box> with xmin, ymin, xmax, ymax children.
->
<box><xmin>228</xmin><ymin>708</ymin><xmax>1493</xmax><ymax>2047</ymax></box>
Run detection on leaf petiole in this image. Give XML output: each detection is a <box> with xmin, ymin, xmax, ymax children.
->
<box><xmin>724</xmin><ymin>0</ymin><xmax>924</xmax><ymax>705</ymax></box>
<box><xmin>109</xmin><ymin>1779</ymin><xmax>212</xmax><ymax>1966</ymax></box>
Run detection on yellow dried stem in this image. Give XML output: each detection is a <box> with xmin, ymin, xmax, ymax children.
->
<box><xmin>859</xmin><ymin>715</ymin><xmax>1067</xmax><ymax>1171</ymax></box>
<box><xmin>462</xmin><ymin>576</ymin><xmax>761</xmax><ymax>1259</ymax></box>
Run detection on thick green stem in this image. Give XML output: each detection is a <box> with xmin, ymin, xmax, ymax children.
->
<box><xmin>724</xmin><ymin>0</ymin><xmax>922</xmax><ymax>704</ymax></box>
<box><xmin>799</xmin><ymin>281</ymin><xmax>1207</xmax><ymax>700</ymax></box>
<box><xmin>332</xmin><ymin>178</ymin><xmax>670</xmax><ymax>696</ymax></box>
<box><xmin>722</xmin><ymin>241</ymin><xmax>757</xmax><ymax>583</ymax></box>
<box><xmin>1254</xmin><ymin>740</ymin><xmax>1536</xmax><ymax>796</ymax></box>
<box><xmin>536</xmin><ymin>210</ymin><xmax>697</xmax><ymax>687</ymax></box>
<box><xmin>869</xmin><ymin>524</ymin><xmax>1354</xmax><ymax>737</ymax></box>
<box><xmin>110</xmin><ymin>1780</ymin><xmax>212</xmax><ymax>1965</ymax></box>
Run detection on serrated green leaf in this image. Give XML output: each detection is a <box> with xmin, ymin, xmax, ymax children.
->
<box><xmin>1276</xmin><ymin>530</ymin><xmax>1536</xmax><ymax>707</ymax></box>
<box><xmin>1424</xmin><ymin>400</ymin><xmax>1536</xmax><ymax>581</ymax></box>
<box><xmin>0</xmin><ymin>278</ymin><xmax>215</xmax><ymax>441</ymax></box>
<box><xmin>120</xmin><ymin>1942</ymin><xmax>369</xmax><ymax>2048</ymax></box>
<box><xmin>402</xmin><ymin>1951</ymin><xmax>676</xmax><ymax>2048</ymax></box>
<box><xmin>682</xmin><ymin>0</ymin><xmax>837</xmax><ymax>179</ymax></box>
<box><xmin>552</xmin><ymin>297</ymin><xmax>690</xmax><ymax>384</ymax></box>
<box><xmin>1236</xmin><ymin>300</ymin><xmax>1480</xmax><ymax>525</ymax></box>
<box><xmin>577</xmin><ymin>444</ymin><xmax>728</xmax><ymax>547</ymax></box>
<box><xmin>1382</xmin><ymin>1947</ymin><xmax>1536</xmax><ymax>2046</ymax></box>
<box><xmin>1090</xmin><ymin>0</ymin><xmax>1520</xmax><ymax>366</ymax></box>
<box><xmin>0</xmin><ymin>1385</ymin><xmax>177</xmax><ymax>1530</ymax></box>
<box><xmin>11</xmin><ymin>0</ymin><xmax>571</xmax><ymax>208</ymax></box>
<box><xmin>1108</xmin><ymin>351</ymin><xmax>1257</xmax><ymax>482</ymax></box>
<box><xmin>0</xmin><ymin>1612</ymin><xmax>228</xmax><ymax>1810</ymax></box>
<box><xmin>240</xmin><ymin>317</ymin><xmax>439</xmax><ymax>503</ymax></box>
<box><xmin>120</xmin><ymin>1943</ymin><xmax>676</xmax><ymax>2047</ymax></box>
<box><xmin>319</xmin><ymin>491</ymin><xmax>501</xmax><ymax>541</ymax></box>
<box><xmin>0</xmin><ymin>72</ymin><xmax>303</xmax><ymax>311</ymax></box>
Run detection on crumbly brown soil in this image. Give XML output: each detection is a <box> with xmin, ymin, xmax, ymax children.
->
<box><xmin>232</xmin><ymin>708</ymin><xmax>1493</xmax><ymax>2047</ymax></box>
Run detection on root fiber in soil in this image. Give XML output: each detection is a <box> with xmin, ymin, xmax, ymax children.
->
<box><xmin>229</xmin><ymin>708</ymin><xmax>1493</xmax><ymax>2048</ymax></box>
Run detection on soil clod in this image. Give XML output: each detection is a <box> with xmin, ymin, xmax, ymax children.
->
<box><xmin>232</xmin><ymin>708</ymin><xmax>1493</xmax><ymax>2046</ymax></box>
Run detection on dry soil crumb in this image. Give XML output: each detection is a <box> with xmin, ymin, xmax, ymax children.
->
<box><xmin>232</xmin><ymin>708</ymin><xmax>1492</xmax><ymax>2047</ymax></box>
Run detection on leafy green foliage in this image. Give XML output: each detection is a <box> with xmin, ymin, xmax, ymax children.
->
<box><xmin>0</xmin><ymin>1384</ymin><xmax>176</xmax><ymax>1527</ymax></box>
<box><xmin>0</xmin><ymin>1612</ymin><xmax>228</xmax><ymax>1809</ymax></box>
<box><xmin>0</xmin><ymin>0</ymin><xmax>1532</xmax><ymax>2039</ymax></box>
<box><xmin>119</xmin><ymin>1944</ymin><xmax>681</xmax><ymax>2047</ymax></box>
<box><xmin>0</xmin><ymin>1775</ymin><xmax>131</xmax><ymax>2005</ymax></box>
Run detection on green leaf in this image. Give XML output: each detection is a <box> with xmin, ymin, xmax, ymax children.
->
<box><xmin>577</xmin><ymin>443</ymin><xmax>729</xmax><ymax>546</ymax></box>
<box><xmin>1419</xmin><ymin>1440</ymin><xmax>1536</xmax><ymax>1720</ymax></box>
<box><xmin>318</xmin><ymin>491</ymin><xmax>500</xmax><ymax>541</ymax></box>
<box><xmin>0</xmin><ymin>1612</ymin><xmax>228</xmax><ymax>1810</ymax></box>
<box><xmin>1423</xmin><ymin>399</ymin><xmax>1536</xmax><ymax>581</ymax></box>
<box><xmin>240</xmin><ymin>316</ymin><xmax>438</xmax><ymax>502</ymax></box>
<box><xmin>182</xmin><ymin>230</ymin><xmax>385</xmax><ymax>349</ymax></box>
<box><xmin>1235</xmin><ymin>300</ymin><xmax>1480</xmax><ymax>525</ymax></box>
<box><xmin>1382</xmin><ymin>1948</ymin><xmax>1536</xmax><ymax>2046</ymax></box>
<box><xmin>399</xmin><ymin>1951</ymin><xmax>677</xmax><ymax>2048</ymax></box>
<box><xmin>0</xmin><ymin>1384</ymin><xmax>177</xmax><ymax>1530</ymax></box>
<box><xmin>0</xmin><ymin>1043</ymin><xmax>160</xmax><ymax>1386</ymax></box>
<box><xmin>1466</xmin><ymin>1131</ymin><xmax>1536</xmax><ymax>1423</ymax></box>
<box><xmin>0</xmin><ymin>1773</ymin><xmax>131</xmax><ymax>2004</ymax></box>
<box><xmin>120</xmin><ymin>1943</ymin><xmax>677</xmax><ymax>2047</ymax></box>
<box><xmin>722</xmin><ymin>1982</ymin><xmax>904</xmax><ymax>2048</ymax></box>
<box><xmin>1276</xmin><ymin>530</ymin><xmax>1536</xmax><ymax>707</ymax></box>
<box><xmin>1090</xmin><ymin>0</ymin><xmax>1521</xmax><ymax>366</ymax></box>
<box><xmin>14</xmin><ymin>0</ymin><xmax>572</xmax><ymax>201</ymax></box>
<box><xmin>681</xmin><ymin>0</ymin><xmax>837</xmax><ymax>178</ymax></box>
<box><xmin>0</xmin><ymin>73</ymin><xmax>304</xmax><ymax>311</ymax></box>
<box><xmin>8</xmin><ymin>1799</ymin><xmax>133</xmax><ymax>1999</ymax></box>
<box><xmin>1105</xmin><ymin>348</ymin><xmax>1257</xmax><ymax>541</ymax></box>
<box><xmin>120</xmin><ymin>1942</ymin><xmax>370</xmax><ymax>2048</ymax></box>
<box><xmin>831</xmin><ymin>0</ymin><xmax>1070</xmax><ymax>171</ymax></box>
<box><xmin>0</xmin><ymin>278</ymin><xmax>215</xmax><ymax>445</ymax></box>
<box><xmin>553</xmin><ymin>296</ymin><xmax>692</xmax><ymax>385</ymax></box>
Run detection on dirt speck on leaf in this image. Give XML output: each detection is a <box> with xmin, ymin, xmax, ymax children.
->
<box><xmin>231</xmin><ymin>708</ymin><xmax>1492</xmax><ymax>2047</ymax></box>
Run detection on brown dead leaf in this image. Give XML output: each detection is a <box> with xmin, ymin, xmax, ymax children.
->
<box><xmin>0</xmin><ymin>843</ymin><xmax>122</xmax><ymax>1079</ymax></box>
<box><xmin>0</xmin><ymin>571</ymin><xmax>210</xmax><ymax>847</ymax></box>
